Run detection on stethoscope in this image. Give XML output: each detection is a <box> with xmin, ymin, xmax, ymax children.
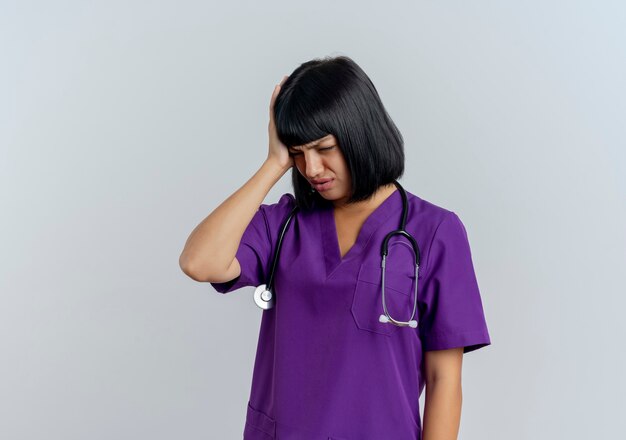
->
<box><xmin>253</xmin><ymin>179</ymin><xmax>421</xmax><ymax>329</ymax></box>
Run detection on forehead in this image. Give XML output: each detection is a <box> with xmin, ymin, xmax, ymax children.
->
<box><xmin>291</xmin><ymin>134</ymin><xmax>335</xmax><ymax>150</ymax></box>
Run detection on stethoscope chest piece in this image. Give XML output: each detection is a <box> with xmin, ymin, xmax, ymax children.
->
<box><xmin>254</xmin><ymin>284</ymin><xmax>275</xmax><ymax>310</ymax></box>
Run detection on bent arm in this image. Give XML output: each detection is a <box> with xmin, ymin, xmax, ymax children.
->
<box><xmin>179</xmin><ymin>159</ymin><xmax>288</xmax><ymax>282</ymax></box>
<box><xmin>422</xmin><ymin>347</ymin><xmax>464</xmax><ymax>440</ymax></box>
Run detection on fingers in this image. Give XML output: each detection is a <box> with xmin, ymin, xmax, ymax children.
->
<box><xmin>275</xmin><ymin>75</ymin><xmax>288</xmax><ymax>95</ymax></box>
<box><xmin>270</xmin><ymin>75</ymin><xmax>289</xmax><ymax>116</ymax></box>
<box><xmin>270</xmin><ymin>75</ymin><xmax>288</xmax><ymax>111</ymax></box>
<box><xmin>274</xmin><ymin>76</ymin><xmax>288</xmax><ymax>96</ymax></box>
<box><xmin>270</xmin><ymin>85</ymin><xmax>278</xmax><ymax>110</ymax></box>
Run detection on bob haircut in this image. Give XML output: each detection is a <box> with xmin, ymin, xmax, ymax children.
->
<box><xmin>273</xmin><ymin>55</ymin><xmax>405</xmax><ymax>211</ymax></box>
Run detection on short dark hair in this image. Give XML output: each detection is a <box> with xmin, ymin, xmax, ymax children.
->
<box><xmin>274</xmin><ymin>55</ymin><xmax>405</xmax><ymax>211</ymax></box>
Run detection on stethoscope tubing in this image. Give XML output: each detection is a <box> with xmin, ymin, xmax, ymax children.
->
<box><xmin>254</xmin><ymin>180</ymin><xmax>421</xmax><ymax>330</ymax></box>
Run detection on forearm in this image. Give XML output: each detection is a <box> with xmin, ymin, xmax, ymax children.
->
<box><xmin>179</xmin><ymin>159</ymin><xmax>288</xmax><ymax>280</ymax></box>
<box><xmin>422</xmin><ymin>378</ymin><xmax>462</xmax><ymax>440</ymax></box>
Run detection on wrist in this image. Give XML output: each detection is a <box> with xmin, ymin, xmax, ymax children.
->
<box><xmin>264</xmin><ymin>158</ymin><xmax>291</xmax><ymax>177</ymax></box>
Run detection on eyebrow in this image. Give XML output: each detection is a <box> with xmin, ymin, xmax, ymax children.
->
<box><xmin>289</xmin><ymin>135</ymin><xmax>333</xmax><ymax>151</ymax></box>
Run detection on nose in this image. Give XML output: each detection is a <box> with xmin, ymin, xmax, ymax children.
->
<box><xmin>304</xmin><ymin>151</ymin><xmax>324</xmax><ymax>179</ymax></box>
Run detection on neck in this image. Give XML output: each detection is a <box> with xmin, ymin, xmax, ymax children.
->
<box><xmin>333</xmin><ymin>183</ymin><xmax>398</xmax><ymax>214</ymax></box>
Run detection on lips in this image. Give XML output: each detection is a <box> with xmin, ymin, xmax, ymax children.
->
<box><xmin>311</xmin><ymin>179</ymin><xmax>334</xmax><ymax>192</ymax></box>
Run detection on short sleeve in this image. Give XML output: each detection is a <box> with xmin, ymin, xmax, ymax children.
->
<box><xmin>418</xmin><ymin>211</ymin><xmax>491</xmax><ymax>353</ymax></box>
<box><xmin>210</xmin><ymin>193</ymin><xmax>295</xmax><ymax>294</ymax></box>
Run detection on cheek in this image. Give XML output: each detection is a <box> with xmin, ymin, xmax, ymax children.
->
<box><xmin>293</xmin><ymin>158</ymin><xmax>308</xmax><ymax>178</ymax></box>
<box><xmin>293</xmin><ymin>157</ymin><xmax>305</xmax><ymax>172</ymax></box>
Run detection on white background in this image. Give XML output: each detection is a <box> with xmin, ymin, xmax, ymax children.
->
<box><xmin>2</xmin><ymin>1</ymin><xmax>624</xmax><ymax>439</ymax></box>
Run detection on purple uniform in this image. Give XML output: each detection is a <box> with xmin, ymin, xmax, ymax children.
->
<box><xmin>211</xmin><ymin>189</ymin><xmax>491</xmax><ymax>440</ymax></box>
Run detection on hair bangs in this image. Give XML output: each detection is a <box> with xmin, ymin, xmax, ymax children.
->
<box><xmin>274</xmin><ymin>82</ymin><xmax>342</xmax><ymax>149</ymax></box>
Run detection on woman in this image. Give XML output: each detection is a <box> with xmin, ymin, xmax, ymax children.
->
<box><xmin>180</xmin><ymin>55</ymin><xmax>491</xmax><ymax>440</ymax></box>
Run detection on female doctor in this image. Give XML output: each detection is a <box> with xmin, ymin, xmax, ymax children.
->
<box><xmin>180</xmin><ymin>55</ymin><xmax>491</xmax><ymax>440</ymax></box>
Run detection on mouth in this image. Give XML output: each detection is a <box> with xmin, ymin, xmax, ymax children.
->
<box><xmin>311</xmin><ymin>179</ymin><xmax>334</xmax><ymax>192</ymax></box>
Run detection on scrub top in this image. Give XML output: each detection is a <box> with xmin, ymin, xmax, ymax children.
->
<box><xmin>210</xmin><ymin>188</ymin><xmax>491</xmax><ymax>440</ymax></box>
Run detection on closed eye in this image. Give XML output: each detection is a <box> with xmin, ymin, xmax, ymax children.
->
<box><xmin>288</xmin><ymin>145</ymin><xmax>335</xmax><ymax>156</ymax></box>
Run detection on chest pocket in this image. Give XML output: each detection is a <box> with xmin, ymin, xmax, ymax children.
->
<box><xmin>351</xmin><ymin>262</ymin><xmax>416</xmax><ymax>336</ymax></box>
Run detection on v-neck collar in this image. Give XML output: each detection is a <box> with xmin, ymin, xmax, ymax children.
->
<box><xmin>319</xmin><ymin>187</ymin><xmax>402</xmax><ymax>278</ymax></box>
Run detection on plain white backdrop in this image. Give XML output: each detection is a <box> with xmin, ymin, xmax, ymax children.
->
<box><xmin>2</xmin><ymin>1</ymin><xmax>624</xmax><ymax>439</ymax></box>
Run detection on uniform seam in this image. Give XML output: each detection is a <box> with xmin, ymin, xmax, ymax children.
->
<box><xmin>422</xmin><ymin>210</ymin><xmax>455</xmax><ymax>279</ymax></box>
<box><xmin>424</xmin><ymin>328</ymin><xmax>489</xmax><ymax>338</ymax></box>
<box><xmin>259</xmin><ymin>194</ymin><xmax>295</xmax><ymax>276</ymax></box>
<box><xmin>244</xmin><ymin>422</ymin><xmax>274</xmax><ymax>438</ymax></box>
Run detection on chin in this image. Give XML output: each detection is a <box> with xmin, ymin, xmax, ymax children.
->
<box><xmin>319</xmin><ymin>190</ymin><xmax>345</xmax><ymax>201</ymax></box>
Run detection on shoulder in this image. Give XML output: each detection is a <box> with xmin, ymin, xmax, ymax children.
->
<box><xmin>256</xmin><ymin>192</ymin><xmax>297</xmax><ymax>224</ymax></box>
<box><xmin>259</xmin><ymin>192</ymin><xmax>296</xmax><ymax>211</ymax></box>
<box><xmin>403</xmin><ymin>188</ymin><xmax>457</xmax><ymax>228</ymax></box>
<box><xmin>402</xmin><ymin>188</ymin><xmax>473</xmax><ymax>269</ymax></box>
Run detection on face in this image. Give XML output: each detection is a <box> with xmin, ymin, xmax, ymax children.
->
<box><xmin>288</xmin><ymin>134</ymin><xmax>351</xmax><ymax>204</ymax></box>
